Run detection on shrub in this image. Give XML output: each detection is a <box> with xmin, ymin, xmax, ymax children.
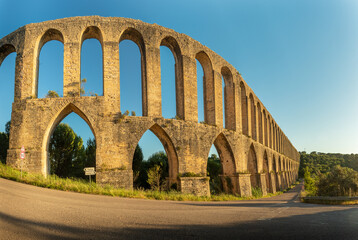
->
<box><xmin>316</xmin><ymin>165</ymin><xmax>358</xmax><ymax>197</ymax></box>
<box><xmin>252</xmin><ymin>187</ymin><xmax>263</xmax><ymax>198</ymax></box>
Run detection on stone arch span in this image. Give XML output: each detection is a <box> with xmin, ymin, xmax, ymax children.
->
<box><xmin>1</xmin><ymin>16</ymin><xmax>300</xmax><ymax>197</ymax></box>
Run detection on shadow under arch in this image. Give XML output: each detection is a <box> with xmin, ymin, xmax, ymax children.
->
<box><xmin>41</xmin><ymin>103</ymin><xmax>96</xmax><ymax>176</ymax></box>
<box><xmin>133</xmin><ymin>123</ymin><xmax>179</xmax><ymax>186</ymax></box>
<box><xmin>210</xmin><ymin>132</ymin><xmax>236</xmax><ymax>193</ymax></box>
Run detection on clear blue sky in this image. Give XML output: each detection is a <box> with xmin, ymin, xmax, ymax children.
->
<box><xmin>0</xmin><ymin>0</ymin><xmax>357</xmax><ymax>159</ymax></box>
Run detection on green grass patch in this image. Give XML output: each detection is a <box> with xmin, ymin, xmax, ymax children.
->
<box><xmin>0</xmin><ymin>163</ymin><xmax>283</xmax><ymax>201</ymax></box>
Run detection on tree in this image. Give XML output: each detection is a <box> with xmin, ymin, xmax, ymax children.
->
<box><xmin>0</xmin><ymin>121</ymin><xmax>10</xmax><ymax>164</ymax></box>
<box><xmin>46</xmin><ymin>90</ymin><xmax>59</xmax><ymax>98</ymax></box>
<box><xmin>147</xmin><ymin>165</ymin><xmax>162</xmax><ymax>190</ymax></box>
<box><xmin>49</xmin><ymin>123</ymin><xmax>85</xmax><ymax>178</ymax></box>
<box><xmin>316</xmin><ymin>165</ymin><xmax>358</xmax><ymax>197</ymax></box>
<box><xmin>134</xmin><ymin>151</ymin><xmax>168</xmax><ymax>190</ymax></box>
<box><xmin>85</xmin><ymin>138</ymin><xmax>96</xmax><ymax>168</ymax></box>
<box><xmin>207</xmin><ymin>153</ymin><xmax>223</xmax><ymax>194</ymax></box>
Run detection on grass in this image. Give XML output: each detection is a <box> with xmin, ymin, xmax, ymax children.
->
<box><xmin>0</xmin><ymin>163</ymin><xmax>283</xmax><ymax>201</ymax></box>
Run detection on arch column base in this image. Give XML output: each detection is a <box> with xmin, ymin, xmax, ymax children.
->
<box><xmin>259</xmin><ymin>173</ymin><xmax>268</xmax><ymax>196</ymax></box>
<box><xmin>97</xmin><ymin>169</ymin><xmax>133</xmax><ymax>189</ymax></box>
<box><xmin>237</xmin><ymin>173</ymin><xmax>252</xmax><ymax>197</ymax></box>
<box><xmin>6</xmin><ymin>148</ymin><xmax>43</xmax><ymax>174</ymax></box>
<box><xmin>276</xmin><ymin>173</ymin><xmax>283</xmax><ymax>191</ymax></box>
<box><xmin>269</xmin><ymin>172</ymin><xmax>277</xmax><ymax>194</ymax></box>
<box><xmin>179</xmin><ymin>177</ymin><xmax>210</xmax><ymax>197</ymax></box>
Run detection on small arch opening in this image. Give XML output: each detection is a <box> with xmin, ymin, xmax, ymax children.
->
<box><xmin>249</xmin><ymin>94</ymin><xmax>257</xmax><ymax>140</ymax></box>
<box><xmin>160</xmin><ymin>45</ymin><xmax>176</xmax><ymax>119</ymax></box>
<box><xmin>240</xmin><ymin>82</ymin><xmax>248</xmax><ymax>135</ymax></box>
<box><xmin>81</xmin><ymin>27</ymin><xmax>103</xmax><ymax>96</ymax></box>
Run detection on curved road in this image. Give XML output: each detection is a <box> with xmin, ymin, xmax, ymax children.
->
<box><xmin>0</xmin><ymin>178</ymin><xmax>357</xmax><ymax>240</ymax></box>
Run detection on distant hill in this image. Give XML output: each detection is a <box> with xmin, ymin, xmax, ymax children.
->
<box><xmin>299</xmin><ymin>151</ymin><xmax>358</xmax><ymax>177</ymax></box>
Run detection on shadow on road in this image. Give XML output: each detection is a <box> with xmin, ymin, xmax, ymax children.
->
<box><xmin>1</xmin><ymin>207</ymin><xmax>357</xmax><ymax>240</ymax></box>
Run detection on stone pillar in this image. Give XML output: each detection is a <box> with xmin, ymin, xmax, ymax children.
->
<box><xmin>144</xmin><ymin>44</ymin><xmax>161</xmax><ymax>117</ymax></box>
<box><xmin>213</xmin><ymin>70</ymin><xmax>223</xmax><ymax>127</ymax></box>
<box><xmin>63</xmin><ymin>41</ymin><xmax>81</xmax><ymax>97</ymax></box>
<box><xmin>259</xmin><ymin>173</ymin><xmax>267</xmax><ymax>196</ymax></box>
<box><xmin>179</xmin><ymin>177</ymin><xmax>210</xmax><ymax>197</ymax></box>
<box><xmin>276</xmin><ymin>172</ymin><xmax>282</xmax><ymax>191</ymax></box>
<box><xmin>103</xmin><ymin>41</ymin><xmax>120</xmax><ymax>110</ymax></box>
<box><xmin>238</xmin><ymin>173</ymin><xmax>252</xmax><ymax>197</ymax></box>
<box><xmin>269</xmin><ymin>172</ymin><xmax>277</xmax><ymax>194</ymax></box>
<box><xmin>182</xmin><ymin>55</ymin><xmax>197</xmax><ymax>121</ymax></box>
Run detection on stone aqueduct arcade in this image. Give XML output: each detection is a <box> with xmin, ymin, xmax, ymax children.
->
<box><xmin>0</xmin><ymin>16</ymin><xmax>299</xmax><ymax>196</ymax></box>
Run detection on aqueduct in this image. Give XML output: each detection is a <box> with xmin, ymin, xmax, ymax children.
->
<box><xmin>0</xmin><ymin>16</ymin><xmax>300</xmax><ymax>196</ymax></box>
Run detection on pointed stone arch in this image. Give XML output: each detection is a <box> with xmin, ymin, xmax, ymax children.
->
<box><xmin>212</xmin><ymin>132</ymin><xmax>236</xmax><ymax>175</ymax></box>
<box><xmin>132</xmin><ymin>123</ymin><xmax>179</xmax><ymax>186</ymax></box>
<box><xmin>208</xmin><ymin>132</ymin><xmax>236</xmax><ymax>193</ymax></box>
<box><xmin>248</xmin><ymin>144</ymin><xmax>259</xmax><ymax>188</ymax></box>
<box><xmin>263</xmin><ymin>150</ymin><xmax>271</xmax><ymax>193</ymax></box>
<box><xmin>42</xmin><ymin>103</ymin><xmax>96</xmax><ymax>176</ymax></box>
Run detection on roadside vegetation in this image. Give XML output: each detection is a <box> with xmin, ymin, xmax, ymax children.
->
<box><xmin>0</xmin><ymin>120</ymin><xmax>284</xmax><ymax>201</ymax></box>
<box><xmin>299</xmin><ymin>152</ymin><xmax>358</xmax><ymax>200</ymax></box>
<box><xmin>0</xmin><ymin>162</ymin><xmax>282</xmax><ymax>201</ymax></box>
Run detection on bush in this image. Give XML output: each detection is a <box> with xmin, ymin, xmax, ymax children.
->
<box><xmin>252</xmin><ymin>187</ymin><xmax>263</xmax><ymax>198</ymax></box>
<box><xmin>316</xmin><ymin>165</ymin><xmax>358</xmax><ymax>197</ymax></box>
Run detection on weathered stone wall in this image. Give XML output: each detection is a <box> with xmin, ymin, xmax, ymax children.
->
<box><xmin>0</xmin><ymin>16</ymin><xmax>300</xmax><ymax>196</ymax></box>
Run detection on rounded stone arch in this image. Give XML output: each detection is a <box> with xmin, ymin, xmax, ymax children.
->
<box><xmin>119</xmin><ymin>27</ymin><xmax>146</xmax><ymax>57</ymax></box>
<box><xmin>257</xmin><ymin>102</ymin><xmax>263</xmax><ymax>144</ymax></box>
<box><xmin>119</xmin><ymin>27</ymin><xmax>147</xmax><ymax>116</ymax></box>
<box><xmin>248</xmin><ymin>143</ymin><xmax>259</xmax><ymax>188</ymax></box>
<box><xmin>41</xmin><ymin>103</ymin><xmax>97</xmax><ymax>176</ymax></box>
<box><xmin>34</xmin><ymin>29</ymin><xmax>65</xmax><ymax>97</ymax></box>
<box><xmin>195</xmin><ymin>51</ymin><xmax>215</xmax><ymax>124</ymax></box>
<box><xmin>160</xmin><ymin>36</ymin><xmax>184</xmax><ymax>119</ymax></box>
<box><xmin>249</xmin><ymin>93</ymin><xmax>257</xmax><ymax>140</ymax></box>
<box><xmin>263</xmin><ymin>109</ymin><xmax>268</xmax><ymax>146</ymax></box>
<box><xmin>240</xmin><ymin>81</ymin><xmax>248</xmax><ymax>135</ymax></box>
<box><xmin>0</xmin><ymin>43</ymin><xmax>16</xmax><ymax>67</ymax></box>
<box><xmin>131</xmin><ymin>123</ymin><xmax>179</xmax><ymax>184</ymax></box>
<box><xmin>81</xmin><ymin>26</ymin><xmax>104</xmax><ymax>45</ymax></box>
<box><xmin>211</xmin><ymin>132</ymin><xmax>236</xmax><ymax>176</ymax></box>
<box><xmin>221</xmin><ymin>66</ymin><xmax>235</xmax><ymax>130</ymax></box>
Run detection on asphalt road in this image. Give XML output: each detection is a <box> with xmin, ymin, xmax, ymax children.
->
<box><xmin>0</xmin><ymin>178</ymin><xmax>357</xmax><ymax>240</ymax></box>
